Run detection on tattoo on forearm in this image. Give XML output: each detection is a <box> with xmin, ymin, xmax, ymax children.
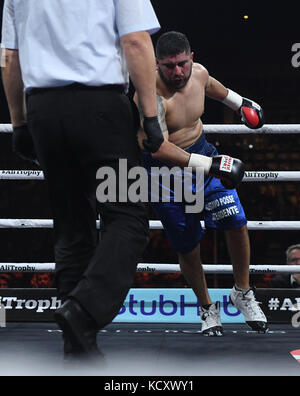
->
<box><xmin>137</xmin><ymin>95</ymin><xmax>168</xmax><ymax>133</ymax></box>
<box><xmin>157</xmin><ymin>95</ymin><xmax>168</xmax><ymax>133</ymax></box>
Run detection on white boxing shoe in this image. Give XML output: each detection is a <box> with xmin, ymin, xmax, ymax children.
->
<box><xmin>200</xmin><ymin>302</ymin><xmax>223</xmax><ymax>337</ymax></box>
<box><xmin>230</xmin><ymin>286</ymin><xmax>269</xmax><ymax>333</ymax></box>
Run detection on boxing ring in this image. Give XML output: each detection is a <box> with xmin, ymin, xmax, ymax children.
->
<box><xmin>0</xmin><ymin>123</ymin><xmax>299</xmax><ymax>376</ymax></box>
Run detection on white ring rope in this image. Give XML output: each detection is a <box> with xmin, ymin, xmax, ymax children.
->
<box><xmin>0</xmin><ymin>170</ymin><xmax>299</xmax><ymax>182</ymax></box>
<box><xmin>0</xmin><ymin>124</ymin><xmax>13</xmax><ymax>133</ymax></box>
<box><xmin>0</xmin><ymin>263</ymin><xmax>299</xmax><ymax>274</ymax></box>
<box><xmin>1</xmin><ymin>124</ymin><xmax>300</xmax><ymax>134</ymax></box>
<box><xmin>243</xmin><ymin>171</ymin><xmax>300</xmax><ymax>182</ymax></box>
<box><xmin>0</xmin><ymin>170</ymin><xmax>44</xmax><ymax>180</ymax></box>
<box><xmin>0</xmin><ymin>219</ymin><xmax>300</xmax><ymax>231</ymax></box>
<box><xmin>204</xmin><ymin>124</ymin><xmax>300</xmax><ymax>134</ymax></box>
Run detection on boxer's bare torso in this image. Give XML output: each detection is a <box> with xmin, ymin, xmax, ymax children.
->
<box><xmin>136</xmin><ymin>51</ymin><xmax>228</xmax><ymax>151</ymax></box>
<box><xmin>156</xmin><ymin>63</ymin><xmax>207</xmax><ymax>149</ymax></box>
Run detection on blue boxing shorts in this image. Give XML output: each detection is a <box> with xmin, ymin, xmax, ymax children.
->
<box><xmin>142</xmin><ymin>133</ymin><xmax>247</xmax><ymax>254</ymax></box>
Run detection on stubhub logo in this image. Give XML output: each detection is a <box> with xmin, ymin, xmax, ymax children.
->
<box><xmin>115</xmin><ymin>289</ymin><xmax>244</xmax><ymax>324</ymax></box>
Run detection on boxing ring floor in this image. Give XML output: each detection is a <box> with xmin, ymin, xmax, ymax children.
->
<box><xmin>0</xmin><ymin>322</ymin><xmax>299</xmax><ymax>376</ymax></box>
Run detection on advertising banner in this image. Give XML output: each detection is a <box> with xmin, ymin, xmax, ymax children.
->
<box><xmin>0</xmin><ymin>288</ymin><xmax>299</xmax><ymax>324</ymax></box>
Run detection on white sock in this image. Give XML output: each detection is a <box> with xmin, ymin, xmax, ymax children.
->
<box><xmin>234</xmin><ymin>285</ymin><xmax>250</xmax><ymax>293</ymax></box>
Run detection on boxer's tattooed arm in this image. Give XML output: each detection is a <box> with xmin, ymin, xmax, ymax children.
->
<box><xmin>138</xmin><ymin>95</ymin><xmax>168</xmax><ymax>133</ymax></box>
<box><xmin>156</xmin><ymin>95</ymin><xmax>168</xmax><ymax>133</ymax></box>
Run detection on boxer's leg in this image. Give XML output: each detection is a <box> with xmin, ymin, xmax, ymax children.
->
<box><xmin>150</xmin><ymin>199</ymin><xmax>222</xmax><ymax>336</ymax></box>
<box><xmin>204</xmin><ymin>178</ymin><xmax>268</xmax><ymax>333</ymax></box>
<box><xmin>178</xmin><ymin>243</ymin><xmax>223</xmax><ymax>337</ymax></box>
<box><xmin>178</xmin><ymin>243</ymin><xmax>212</xmax><ymax>306</ymax></box>
<box><xmin>225</xmin><ymin>224</ymin><xmax>250</xmax><ymax>290</ymax></box>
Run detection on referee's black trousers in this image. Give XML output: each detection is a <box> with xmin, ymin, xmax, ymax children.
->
<box><xmin>27</xmin><ymin>86</ymin><xmax>149</xmax><ymax>327</ymax></box>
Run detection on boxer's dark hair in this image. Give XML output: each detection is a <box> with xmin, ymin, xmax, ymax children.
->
<box><xmin>156</xmin><ymin>31</ymin><xmax>191</xmax><ymax>59</ymax></box>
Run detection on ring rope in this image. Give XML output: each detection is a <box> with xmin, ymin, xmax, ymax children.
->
<box><xmin>2</xmin><ymin>124</ymin><xmax>300</xmax><ymax>134</ymax></box>
<box><xmin>0</xmin><ymin>170</ymin><xmax>300</xmax><ymax>182</ymax></box>
<box><xmin>0</xmin><ymin>219</ymin><xmax>300</xmax><ymax>231</ymax></box>
<box><xmin>0</xmin><ymin>263</ymin><xmax>299</xmax><ymax>274</ymax></box>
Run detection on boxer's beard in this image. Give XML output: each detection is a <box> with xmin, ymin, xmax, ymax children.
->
<box><xmin>158</xmin><ymin>63</ymin><xmax>192</xmax><ymax>90</ymax></box>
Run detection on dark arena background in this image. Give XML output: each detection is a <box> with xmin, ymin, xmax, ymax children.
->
<box><xmin>0</xmin><ymin>0</ymin><xmax>299</xmax><ymax>378</ymax></box>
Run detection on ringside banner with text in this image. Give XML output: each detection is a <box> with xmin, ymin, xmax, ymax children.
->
<box><xmin>0</xmin><ymin>288</ymin><xmax>299</xmax><ymax>324</ymax></box>
<box><xmin>118</xmin><ymin>289</ymin><xmax>242</xmax><ymax>323</ymax></box>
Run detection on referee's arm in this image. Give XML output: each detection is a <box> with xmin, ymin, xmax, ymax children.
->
<box><xmin>121</xmin><ymin>31</ymin><xmax>157</xmax><ymax>118</ymax></box>
<box><xmin>1</xmin><ymin>48</ymin><xmax>25</xmax><ymax>127</ymax></box>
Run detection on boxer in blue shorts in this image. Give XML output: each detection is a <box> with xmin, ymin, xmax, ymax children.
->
<box><xmin>143</xmin><ymin>132</ymin><xmax>247</xmax><ymax>254</ymax></box>
<box><xmin>135</xmin><ymin>31</ymin><xmax>269</xmax><ymax>335</ymax></box>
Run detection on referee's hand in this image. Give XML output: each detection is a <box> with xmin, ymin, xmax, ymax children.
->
<box><xmin>12</xmin><ymin>124</ymin><xmax>39</xmax><ymax>165</ymax></box>
<box><xmin>142</xmin><ymin>116</ymin><xmax>164</xmax><ymax>153</ymax></box>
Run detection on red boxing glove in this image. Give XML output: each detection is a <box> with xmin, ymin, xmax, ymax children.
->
<box><xmin>239</xmin><ymin>98</ymin><xmax>264</xmax><ymax>129</ymax></box>
<box><xmin>222</xmin><ymin>90</ymin><xmax>264</xmax><ymax>129</ymax></box>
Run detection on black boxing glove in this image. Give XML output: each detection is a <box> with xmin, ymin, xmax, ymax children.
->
<box><xmin>142</xmin><ymin>116</ymin><xmax>164</xmax><ymax>153</ymax></box>
<box><xmin>222</xmin><ymin>89</ymin><xmax>264</xmax><ymax>129</ymax></box>
<box><xmin>209</xmin><ymin>155</ymin><xmax>245</xmax><ymax>189</ymax></box>
<box><xmin>12</xmin><ymin>124</ymin><xmax>39</xmax><ymax>165</ymax></box>
<box><xmin>188</xmin><ymin>153</ymin><xmax>245</xmax><ymax>189</ymax></box>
